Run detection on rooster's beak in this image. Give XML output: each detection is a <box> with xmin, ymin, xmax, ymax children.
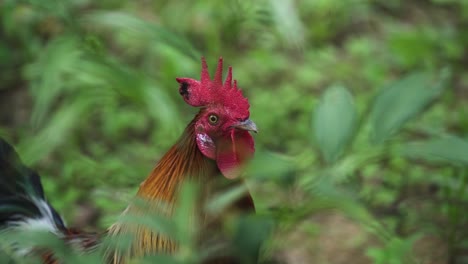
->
<box><xmin>232</xmin><ymin>119</ymin><xmax>258</xmax><ymax>133</ymax></box>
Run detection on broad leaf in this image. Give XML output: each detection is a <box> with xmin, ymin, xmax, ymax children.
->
<box><xmin>313</xmin><ymin>85</ymin><xmax>357</xmax><ymax>163</ymax></box>
<box><xmin>403</xmin><ymin>136</ymin><xmax>468</xmax><ymax>166</ymax></box>
<box><xmin>246</xmin><ymin>150</ymin><xmax>293</xmax><ymax>181</ymax></box>
<box><xmin>369</xmin><ymin>70</ymin><xmax>450</xmax><ymax>143</ymax></box>
<box><xmin>232</xmin><ymin>215</ymin><xmax>273</xmax><ymax>263</ymax></box>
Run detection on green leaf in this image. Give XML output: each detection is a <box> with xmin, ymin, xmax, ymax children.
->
<box><xmin>18</xmin><ymin>98</ymin><xmax>94</xmax><ymax>165</ymax></box>
<box><xmin>403</xmin><ymin>136</ymin><xmax>468</xmax><ymax>166</ymax></box>
<box><xmin>369</xmin><ymin>70</ymin><xmax>450</xmax><ymax>143</ymax></box>
<box><xmin>205</xmin><ymin>184</ymin><xmax>249</xmax><ymax>214</ymax></box>
<box><xmin>270</xmin><ymin>0</ymin><xmax>305</xmax><ymax>49</ymax></box>
<box><xmin>313</xmin><ymin>85</ymin><xmax>357</xmax><ymax>163</ymax></box>
<box><xmin>366</xmin><ymin>236</ymin><xmax>420</xmax><ymax>264</ymax></box>
<box><xmin>174</xmin><ymin>182</ymin><xmax>198</xmax><ymax>246</ymax></box>
<box><xmin>82</xmin><ymin>11</ymin><xmax>199</xmax><ymax>60</ymax></box>
<box><xmin>118</xmin><ymin>208</ymin><xmax>176</xmax><ymax>239</ymax></box>
<box><xmin>25</xmin><ymin>37</ymin><xmax>82</xmax><ymax>127</ymax></box>
<box><xmin>232</xmin><ymin>215</ymin><xmax>273</xmax><ymax>263</ymax></box>
<box><xmin>246</xmin><ymin>151</ymin><xmax>293</xmax><ymax>181</ymax></box>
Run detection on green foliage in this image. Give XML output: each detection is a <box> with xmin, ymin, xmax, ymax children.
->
<box><xmin>1</xmin><ymin>0</ymin><xmax>468</xmax><ymax>263</ymax></box>
<box><xmin>367</xmin><ymin>236</ymin><xmax>420</xmax><ymax>264</ymax></box>
<box><xmin>404</xmin><ymin>136</ymin><xmax>468</xmax><ymax>166</ymax></box>
<box><xmin>313</xmin><ymin>85</ymin><xmax>357</xmax><ymax>163</ymax></box>
<box><xmin>369</xmin><ymin>70</ymin><xmax>450</xmax><ymax>143</ymax></box>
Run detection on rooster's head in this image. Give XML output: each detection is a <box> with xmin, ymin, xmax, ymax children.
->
<box><xmin>176</xmin><ymin>57</ymin><xmax>256</xmax><ymax>179</ymax></box>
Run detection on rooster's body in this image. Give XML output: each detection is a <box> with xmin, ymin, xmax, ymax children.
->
<box><xmin>0</xmin><ymin>58</ymin><xmax>258</xmax><ymax>263</ymax></box>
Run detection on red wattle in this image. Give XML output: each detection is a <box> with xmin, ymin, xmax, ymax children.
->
<box><xmin>216</xmin><ymin>130</ymin><xmax>254</xmax><ymax>179</ymax></box>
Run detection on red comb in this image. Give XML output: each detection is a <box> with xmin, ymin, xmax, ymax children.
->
<box><xmin>176</xmin><ymin>57</ymin><xmax>250</xmax><ymax>119</ymax></box>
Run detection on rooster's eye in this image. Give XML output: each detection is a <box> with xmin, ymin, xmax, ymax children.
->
<box><xmin>208</xmin><ymin>114</ymin><xmax>219</xmax><ymax>125</ymax></box>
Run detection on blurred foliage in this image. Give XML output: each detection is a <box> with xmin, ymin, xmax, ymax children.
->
<box><xmin>1</xmin><ymin>0</ymin><xmax>468</xmax><ymax>263</ymax></box>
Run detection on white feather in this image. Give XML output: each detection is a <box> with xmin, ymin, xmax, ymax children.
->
<box><xmin>6</xmin><ymin>198</ymin><xmax>64</xmax><ymax>256</ymax></box>
<box><xmin>9</xmin><ymin>198</ymin><xmax>62</xmax><ymax>234</ymax></box>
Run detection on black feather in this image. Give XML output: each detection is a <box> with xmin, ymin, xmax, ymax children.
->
<box><xmin>0</xmin><ymin>138</ymin><xmax>65</xmax><ymax>230</ymax></box>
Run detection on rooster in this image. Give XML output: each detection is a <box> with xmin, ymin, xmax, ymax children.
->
<box><xmin>0</xmin><ymin>58</ymin><xmax>258</xmax><ymax>263</ymax></box>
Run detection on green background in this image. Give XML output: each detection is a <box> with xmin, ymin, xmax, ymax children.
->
<box><xmin>1</xmin><ymin>0</ymin><xmax>467</xmax><ymax>263</ymax></box>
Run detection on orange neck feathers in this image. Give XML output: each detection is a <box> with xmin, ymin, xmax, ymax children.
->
<box><xmin>137</xmin><ymin>111</ymin><xmax>217</xmax><ymax>202</ymax></box>
<box><xmin>107</xmin><ymin>110</ymin><xmax>219</xmax><ymax>262</ymax></box>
